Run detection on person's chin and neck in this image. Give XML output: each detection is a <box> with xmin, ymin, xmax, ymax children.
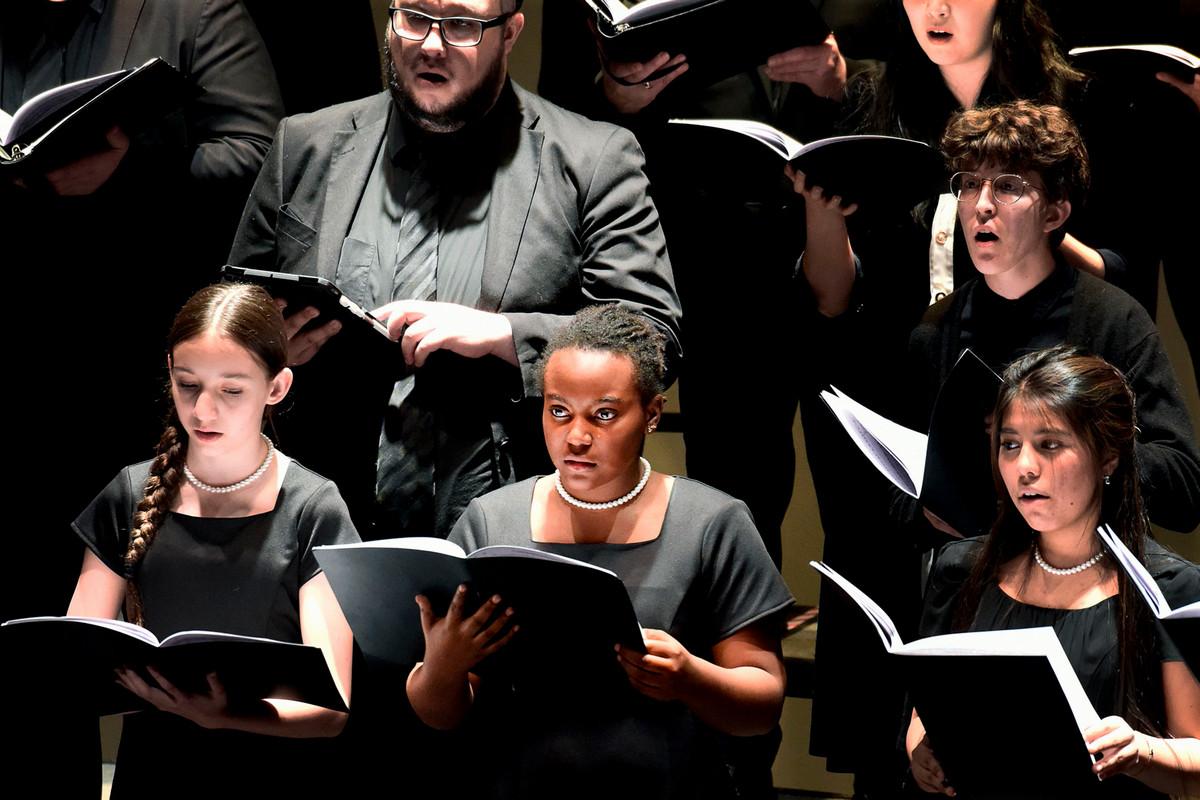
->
<box><xmin>385</xmin><ymin>5</ymin><xmax>525</xmax><ymax>139</ymax></box>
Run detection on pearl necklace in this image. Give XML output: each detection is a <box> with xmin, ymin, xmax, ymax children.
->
<box><xmin>554</xmin><ymin>457</ymin><xmax>651</xmax><ymax>511</ymax></box>
<box><xmin>1033</xmin><ymin>544</ymin><xmax>1105</xmax><ymax>577</ymax></box>
<box><xmin>184</xmin><ymin>433</ymin><xmax>275</xmax><ymax>494</ymax></box>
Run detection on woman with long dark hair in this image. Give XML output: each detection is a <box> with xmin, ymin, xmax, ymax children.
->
<box><xmin>909</xmin><ymin>346</ymin><xmax>1200</xmax><ymax>797</ymax></box>
<box><xmin>66</xmin><ymin>283</ymin><xmax>358</xmax><ymax>797</ymax></box>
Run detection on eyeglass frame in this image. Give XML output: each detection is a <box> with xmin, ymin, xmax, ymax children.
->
<box><xmin>388</xmin><ymin>6</ymin><xmax>516</xmax><ymax>48</ymax></box>
<box><xmin>949</xmin><ymin>171</ymin><xmax>1047</xmax><ymax>205</ymax></box>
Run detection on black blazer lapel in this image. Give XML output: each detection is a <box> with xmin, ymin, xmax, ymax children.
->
<box><xmin>480</xmin><ymin>97</ymin><xmax>543</xmax><ymax>311</ymax></box>
<box><xmin>90</xmin><ymin>0</ymin><xmax>146</xmax><ymax>73</ymax></box>
<box><xmin>314</xmin><ymin>97</ymin><xmax>389</xmax><ymax>281</ymax></box>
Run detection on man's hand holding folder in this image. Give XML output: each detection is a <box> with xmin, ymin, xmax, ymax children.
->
<box><xmin>42</xmin><ymin>125</ymin><xmax>129</xmax><ymax>197</ymax></box>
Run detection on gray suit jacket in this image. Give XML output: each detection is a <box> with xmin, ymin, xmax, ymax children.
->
<box><xmin>0</xmin><ymin>0</ymin><xmax>281</xmax><ymax>186</ymax></box>
<box><xmin>228</xmin><ymin>82</ymin><xmax>682</xmax><ymax>534</ymax></box>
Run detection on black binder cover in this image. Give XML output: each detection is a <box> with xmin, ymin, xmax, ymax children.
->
<box><xmin>922</xmin><ymin>349</ymin><xmax>1003</xmax><ymax>538</ymax></box>
<box><xmin>591</xmin><ymin>0</ymin><xmax>829</xmax><ymax>90</ymax></box>
<box><xmin>1070</xmin><ymin>45</ymin><xmax>1199</xmax><ymax>84</ymax></box>
<box><xmin>791</xmin><ymin>136</ymin><xmax>946</xmax><ymax>210</ymax></box>
<box><xmin>316</xmin><ymin>543</ymin><xmax>646</xmax><ymax>671</ymax></box>
<box><xmin>221</xmin><ymin>265</ymin><xmax>391</xmax><ymax>340</ymax></box>
<box><xmin>1163</xmin><ymin>618</ymin><xmax>1200</xmax><ymax>680</ymax></box>
<box><xmin>903</xmin><ymin>654</ymin><xmax>1099</xmax><ymax>799</ymax></box>
<box><xmin>0</xmin><ymin>58</ymin><xmax>191</xmax><ymax>171</ymax></box>
<box><xmin>1</xmin><ymin>619</ymin><xmax>347</xmax><ymax>716</ymax></box>
<box><xmin>668</xmin><ymin>124</ymin><xmax>946</xmax><ymax>208</ymax></box>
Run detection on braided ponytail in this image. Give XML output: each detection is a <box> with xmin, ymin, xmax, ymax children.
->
<box><xmin>123</xmin><ymin>423</ymin><xmax>187</xmax><ymax>626</ymax></box>
<box><xmin>118</xmin><ymin>281</ymin><xmax>287</xmax><ymax>627</ymax></box>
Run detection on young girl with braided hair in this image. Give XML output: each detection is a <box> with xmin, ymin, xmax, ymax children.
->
<box><xmin>67</xmin><ymin>282</ymin><xmax>359</xmax><ymax>797</ymax></box>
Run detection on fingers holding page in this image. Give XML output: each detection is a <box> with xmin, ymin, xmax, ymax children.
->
<box><xmin>909</xmin><ymin>734</ymin><xmax>955</xmax><ymax>796</ymax></box>
<box><xmin>615</xmin><ymin>628</ymin><xmax>694</xmax><ymax>701</ymax></box>
<box><xmin>415</xmin><ymin>586</ymin><xmax>517</xmax><ymax>675</ymax></box>
<box><xmin>786</xmin><ymin>168</ymin><xmax>858</xmax><ymax>216</ymax></box>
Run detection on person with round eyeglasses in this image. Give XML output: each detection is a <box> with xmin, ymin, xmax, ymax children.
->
<box><xmin>948</xmin><ymin>171</ymin><xmax>1042</xmax><ymax>205</ymax></box>
<box><xmin>902</xmin><ymin>100</ymin><xmax>1200</xmax><ymax>542</ymax></box>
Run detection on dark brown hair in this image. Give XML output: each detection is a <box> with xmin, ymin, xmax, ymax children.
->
<box><xmin>941</xmin><ymin>100</ymin><xmax>1090</xmax><ymax>208</ymax></box>
<box><xmin>123</xmin><ymin>283</ymin><xmax>287</xmax><ymax>626</ymax></box>
<box><xmin>954</xmin><ymin>346</ymin><xmax>1162</xmax><ymax>734</ymax></box>
<box><xmin>854</xmin><ymin>0</ymin><xmax>1084</xmax><ymax>146</ymax></box>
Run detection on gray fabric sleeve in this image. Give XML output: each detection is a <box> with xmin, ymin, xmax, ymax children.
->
<box><xmin>298</xmin><ymin>478</ymin><xmax>362</xmax><ymax>584</ymax></box>
<box><xmin>505</xmin><ymin>126</ymin><xmax>683</xmax><ymax>397</ymax></box>
<box><xmin>185</xmin><ymin>0</ymin><xmax>283</xmax><ymax>186</ymax></box>
<box><xmin>698</xmin><ymin>495</ymin><xmax>794</xmax><ymax>641</ymax></box>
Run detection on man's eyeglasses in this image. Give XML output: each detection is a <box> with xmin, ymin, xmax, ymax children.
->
<box><xmin>950</xmin><ymin>172</ymin><xmax>1044</xmax><ymax>205</ymax></box>
<box><xmin>389</xmin><ymin>7</ymin><xmax>514</xmax><ymax>47</ymax></box>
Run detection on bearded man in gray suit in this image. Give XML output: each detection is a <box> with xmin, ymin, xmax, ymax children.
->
<box><xmin>229</xmin><ymin>0</ymin><xmax>682</xmax><ymax>540</ymax></box>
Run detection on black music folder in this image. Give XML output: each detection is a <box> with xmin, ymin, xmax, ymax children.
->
<box><xmin>0</xmin><ymin>616</ymin><xmax>347</xmax><ymax>715</ymax></box>
<box><xmin>820</xmin><ymin>349</ymin><xmax>1002</xmax><ymax>537</ymax></box>
<box><xmin>669</xmin><ymin>119</ymin><xmax>946</xmax><ymax>209</ymax></box>
<box><xmin>221</xmin><ymin>265</ymin><xmax>391</xmax><ymax>339</ymax></box>
<box><xmin>1069</xmin><ymin>44</ymin><xmax>1199</xmax><ymax>83</ymax></box>
<box><xmin>586</xmin><ymin>0</ymin><xmax>829</xmax><ymax>89</ymax></box>
<box><xmin>811</xmin><ymin>561</ymin><xmax>1102</xmax><ymax>799</ymax></box>
<box><xmin>316</xmin><ymin>538</ymin><xmax>646</xmax><ymax>668</ymax></box>
<box><xmin>0</xmin><ymin>58</ymin><xmax>190</xmax><ymax>170</ymax></box>
<box><xmin>1097</xmin><ymin>524</ymin><xmax>1200</xmax><ymax>677</ymax></box>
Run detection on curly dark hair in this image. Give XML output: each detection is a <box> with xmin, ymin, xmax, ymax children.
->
<box><xmin>941</xmin><ymin>100</ymin><xmax>1090</xmax><ymax>208</ymax></box>
<box><xmin>535</xmin><ymin>305</ymin><xmax>667</xmax><ymax>403</ymax></box>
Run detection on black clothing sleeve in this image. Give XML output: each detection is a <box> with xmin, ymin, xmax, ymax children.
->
<box><xmin>184</xmin><ymin>0</ymin><xmax>283</xmax><ymax>187</ymax></box>
<box><xmin>71</xmin><ymin>466</ymin><xmax>142</xmax><ymax>579</ymax></box>
<box><xmin>1070</xmin><ymin>278</ymin><xmax>1200</xmax><ymax>533</ymax></box>
<box><xmin>699</xmin><ymin>497</ymin><xmax>796</xmax><ymax>640</ymax></box>
<box><xmin>296</xmin><ymin>477</ymin><xmax>361</xmax><ymax>583</ymax></box>
<box><xmin>916</xmin><ymin>537</ymin><xmax>982</xmax><ymax>639</ymax></box>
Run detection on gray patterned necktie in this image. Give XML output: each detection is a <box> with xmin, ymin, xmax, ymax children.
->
<box><xmin>376</xmin><ymin>159</ymin><xmax>439</xmax><ymax>534</ymax></box>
